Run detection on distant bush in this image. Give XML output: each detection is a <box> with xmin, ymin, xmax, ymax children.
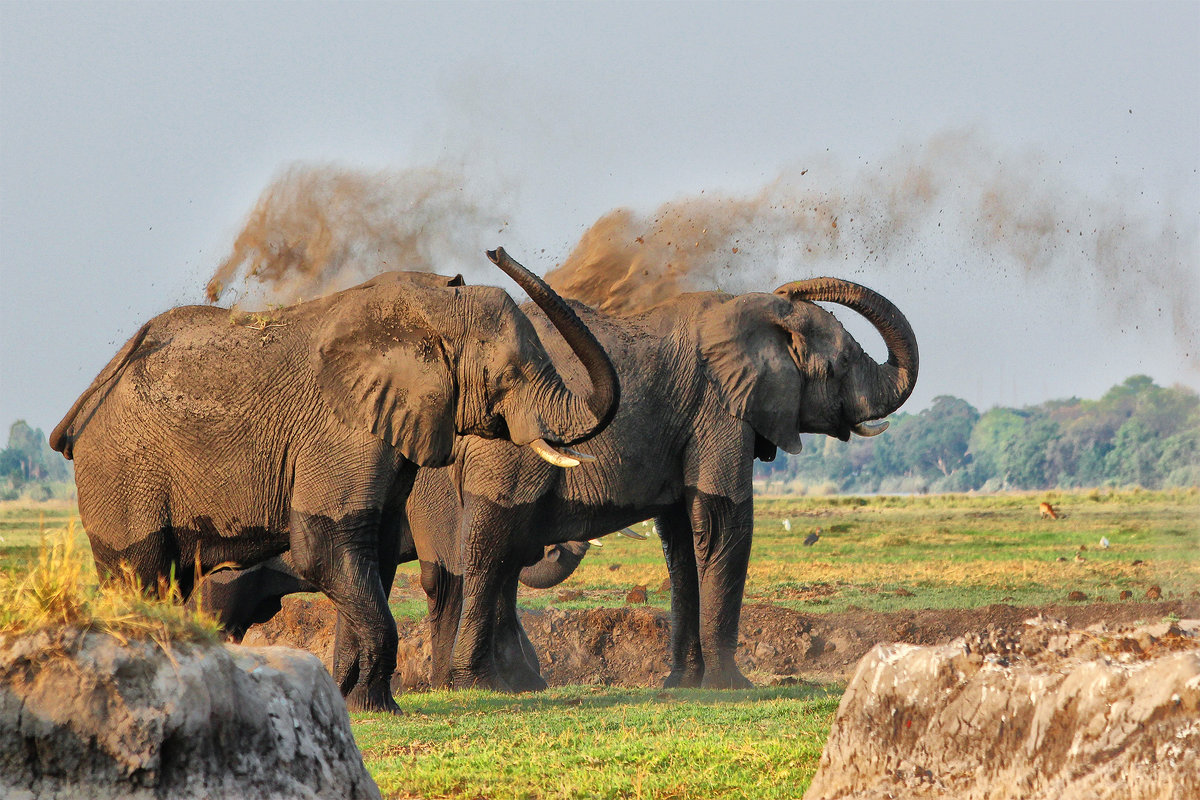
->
<box><xmin>1</xmin><ymin>420</ymin><xmax>73</xmax><ymax>501</ymax></box>
<box><xmin>757</xmin><ymin>376</ymin><xmax>1200</xmax><ymax>493</ymax></box>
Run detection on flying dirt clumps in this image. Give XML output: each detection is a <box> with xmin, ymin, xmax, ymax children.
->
<box><xmin>805</xmin><ymin>617</ymin><xmax>1200</xmax><ymax>800</ymax></box>
<box><xmin>544</xmin><ymin>130</ymin><xmax>1196</xmax><ymax>352</ymax></box>
<box><xmin>0</xmin><ymin>628</ymin><xmax>380</xmax><ymax>800</ymax></box>
<box><xmin>205</xmin><ymin>163</ymin><xmax>509</xmax><ymax>307</ymax></box>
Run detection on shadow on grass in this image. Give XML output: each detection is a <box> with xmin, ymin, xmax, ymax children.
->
<box><xmin>371</xmin><ymin>681</ymin><xmax>843</xmax><ymax>718</ymax></box>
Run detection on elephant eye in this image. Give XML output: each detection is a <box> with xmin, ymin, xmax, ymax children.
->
<box><xmin>497</xmin><ymin>363</ymin><xmax>521</xmax><ymax>390</ymax></box>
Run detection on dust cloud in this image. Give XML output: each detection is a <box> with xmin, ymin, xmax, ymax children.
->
<box><xmin>205</xmin><ymin>163</ymin><xmax>511</xmax><ymax>306</ymax></box>
<box><xmin>206</xmin><ymin>135</ymin><xmax>1196</xmax><ymax>364</ymax></box>
<box><xmin>545</xmin><ymin>132</ymin><xmax>1197</xmax><ymax>361</ymax></box>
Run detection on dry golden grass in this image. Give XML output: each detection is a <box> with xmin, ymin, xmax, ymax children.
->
<box><xmin>0</xmin><ymin>521</ymin><xmax>221</xmax><ymax>648</ymax></box>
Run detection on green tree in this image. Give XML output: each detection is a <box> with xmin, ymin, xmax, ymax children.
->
<box><xmin>1</xmin><ymin>420</ymin><xmax>71</xmax><ymax>488</ymax></box>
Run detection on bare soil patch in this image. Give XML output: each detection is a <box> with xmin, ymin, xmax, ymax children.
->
<box><xmin>241</xmin><ymin>595</ymin><xmax>1200</xmax><ymax>689</ymax></box>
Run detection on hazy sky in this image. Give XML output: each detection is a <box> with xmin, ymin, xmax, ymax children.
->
<box><xmin>2</xmin><ymin>1</ymin><xmax>1198</xmax><ymax>435</ymax></box>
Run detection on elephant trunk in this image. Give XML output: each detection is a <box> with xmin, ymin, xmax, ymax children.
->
<box><xmin>519</xmin><ymin>541</ymin><xmax>591</xmax><ymax>589</ymax></box>
<box><xmin>774</xmin><ymin>278</ymin><xmax>919</xmax><ymax>424</ymax></box>
<box><xmin>488</xmin><ymin>248</ymin><xmax>620</xmax><ymax>446</ymax></box>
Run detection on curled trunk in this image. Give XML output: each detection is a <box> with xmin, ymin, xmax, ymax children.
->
<box><xmin>519</xmin><ymin>541</ymin><xmax>591</xmax><ymax>589</ymax></box>
<box><xmin>774</xmin><ymin>278</ymin><xmax>918</xmax><ymax>423</ymax></box>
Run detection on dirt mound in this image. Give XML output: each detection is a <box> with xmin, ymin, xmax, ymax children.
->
<box><xmin>524</xmin><ymin>607</ymin><xmax>672</xmax><ymax>686</ymax></box>
<box><xmin>805</xmin><ymin>618</ymin><xmax>1200</xmax><ymax>799</ymax></box>
<box><xmin>243</xmin><ymin>595</ymin><xmax>1200</xmax><ymax>689</ymax></box>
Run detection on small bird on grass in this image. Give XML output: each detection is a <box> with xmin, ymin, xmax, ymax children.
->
<box><xmin>782</xmin><ymin>518</ymin><xmax>792</xmax><ymax>532</ymax></box>
<box><xmin>803</xmin><ymin>528</ymin><xmax>821</xmax><ymax>547</ymax></box>
<box><xmin>1099</xmin><ymin>536</ymin><xmax>1110</xmax><ymax>549</ymax></box>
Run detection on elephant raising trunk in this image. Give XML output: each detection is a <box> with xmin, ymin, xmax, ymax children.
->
<box><xmin>488</xmin><ymin>248</ymin><xmax>620</xmax><ymax>452</ymax></box>
<box><xmin>774</xmin><ymin>277</ymin><xmax>919</xmax><ymax>437</ymax></box>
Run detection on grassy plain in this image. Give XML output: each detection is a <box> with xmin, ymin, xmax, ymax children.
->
<box><xmin>353</xmin><ymin>684</ymin><xmax>839</xmax><ymax>800</ymax></box>
<box><xmin>457</xmin><ymin>487</ymin><xmax>1200</xmax><ymax>617</ymax></box>
<box><xmin>1</xmin><ymin>489</ymin><xmax>1196</xmax><ymax>798</ymax></box>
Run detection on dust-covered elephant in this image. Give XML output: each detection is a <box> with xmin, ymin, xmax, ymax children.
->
<box><xmin>407</xmin><ymin>276</ymin><xmax>918</xmax><ymax>691</ymax></box>
<box><xmin>49</xmin><ymin>248</ymin><xmax>619</xmax><ymax>711</ymax></box>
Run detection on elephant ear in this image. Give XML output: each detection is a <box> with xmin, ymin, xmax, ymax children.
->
<box><xmin>698</xmin><ymin>293</ymin><xmax>805</xmax><ymax>454</ymax></box>
<box><xmin>314</xmin><ymin>289</ymin><xmax>458</xmax><ymax>467</ymax></box>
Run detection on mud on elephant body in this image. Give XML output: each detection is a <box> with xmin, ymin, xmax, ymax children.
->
<box><xmin>49</xmin><ymin>249</ymin><xmax>619</xmax><ymax>712</ymax></box>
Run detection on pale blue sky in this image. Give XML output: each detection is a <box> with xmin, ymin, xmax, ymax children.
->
<box><xmin>2</xmin><ymin>1</ymin><xmax>1197</xmax><ymax>434</ymax></box>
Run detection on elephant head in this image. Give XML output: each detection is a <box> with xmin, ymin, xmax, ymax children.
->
<box><xmin>313</xmin><ymin>248</ymin><xmax>620</xmax><ymax>467</ymax></box>
<box><xmin>699</xmin><ymin>277</ymin><xmax>918</xmax><ymax>453</ymax></box>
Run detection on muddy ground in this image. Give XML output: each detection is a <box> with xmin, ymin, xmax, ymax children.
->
<box><xmin>241</xmin><ymin>589</ymin><xmax>1200</xmax><ymax>690</ymax></box>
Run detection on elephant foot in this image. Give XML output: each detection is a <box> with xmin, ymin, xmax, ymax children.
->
<box><xmin>663</xmin><ymin>669</ymin><xmax>705</xmax><ymax>689</ymax></box>
<box><xmin>451</xmin><ymin>668</ymin><xmax>512</xmax><ymax>693</ymax></box>
<box><xmin>344</xmin><ymin>682</ymin><xmax>402</xmax><ymax>714</ymax></box>
<box><xmin>700</xmin><ymin>666</ymin><xmax>754</xmax><ymax>690</ymax></box>
<box><xmin>503</xmin><ymin>667</ymin><xmax>548</xmax><ymax>693</ymax></box>
<box><xmin>495</xmin><ymin>647</ymin><xmax>547</xmax><ymax>692</ymax></box>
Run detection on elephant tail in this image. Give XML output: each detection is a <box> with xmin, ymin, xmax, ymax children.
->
<box><xmin>50</xmin><ymin>321</ymin><xmax>152</xmax><ymax>460</ymax></box>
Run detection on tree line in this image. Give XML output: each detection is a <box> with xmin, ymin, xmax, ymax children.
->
<box><xmin>755</xmin><ymin>375</ymin><xmax>1200</xmax><ymax>494</ymax></box>
<box><xmin>1</xmin><ymin>420</ymin><xmax>72</xmax><ymax>501</ymax></box>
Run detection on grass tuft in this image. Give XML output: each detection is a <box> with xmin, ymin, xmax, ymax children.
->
<box><xmin>0</xmin><ymin>520</ymin><xmax>221</xmax><ymax>648</ymax></box>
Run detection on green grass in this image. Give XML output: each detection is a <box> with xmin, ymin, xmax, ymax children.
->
<box><xmin>353</xmin><ymin>683</ymin><xmax>840</xmax><ymax>800</ymax></box>
<box><xmin>453</xmin><ymin>488</ymin><xmax>1200</xmax><ymax>616</ymax></box>
<box><xmin>2</xmin><ymin>488</ymin><xmax>1196</xmax><ymax>798</ymax></box>
<box><xmin>0</xmin><ymin>501</ymin><xmax>86</xmax><ymax>579</ymax></box>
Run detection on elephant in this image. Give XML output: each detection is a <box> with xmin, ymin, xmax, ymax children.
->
<box><xmin>48</xmin><ymin>248</ymin><xmax>620</xmax><ymax>712</ymax></box>
<box><xmin>401</xmin><ymin>275</ymin><xmax>918</xmax><ymax>691</ymax></box>
<box><xmin>188</xmin><ymin>275</ymin><xmax>917</xmax><ymax>692</ymax></box>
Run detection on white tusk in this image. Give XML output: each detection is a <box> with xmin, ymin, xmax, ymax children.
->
<box><xmin>589</xmin><ymin>538</ymin><xmax>605</xmax><ymax>548</ymax></box>
<box><xmin>530</xmin><ymin>438</ymin><xmax>596</xmax><ymax>468</ymax></box>
<box><xmin>618</xmin><ymin>527</ymin><xmax>647</xmax><ymax>540</ymax></box>
<box><xmin>851</xmin><ymin>419</ymin><xmax>889</xmax><ymax>437</ymax></box>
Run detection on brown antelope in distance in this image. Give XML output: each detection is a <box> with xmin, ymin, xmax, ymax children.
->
<box><xmin>1039</xmin><ymin>501</ymin><xmax>1059</xmax><ymax>520</ymax></box>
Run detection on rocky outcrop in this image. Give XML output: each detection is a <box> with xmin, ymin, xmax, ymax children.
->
<box><xmin>806</xmin><ymin>618</ymin><xmax>1200</xmax><ymax>800</ymax></box>
<box><xmin>0</xmin><ymin>628</ymin><xmax>380</xmax><ymax>800</ymax></box>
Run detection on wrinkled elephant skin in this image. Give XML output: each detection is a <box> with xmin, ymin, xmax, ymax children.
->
<box><xmin>49</xmin><ymin>251</ymin><xmax>619</xmax><ymax>712</ymax></box>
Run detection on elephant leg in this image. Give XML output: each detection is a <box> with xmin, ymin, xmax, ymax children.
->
<box><xmin>657</xmin><ymin>504</ymin><xmax>705</xmax><ymax>688</ymax></box>
<box><xmin>450</xmin><ymin>497</ymin><xmax>518</xmax><ymax>691</ymax></box>
<box><xmin>334</xmin><ymin>503</ymin><xmax>411</xmax><ymax>691</ymax></box>
<box><xmin>420</xmin><ymin>560</ymin><xmax>463</xmax><ymax>689</ymax></box>
<box><xmin>688</xmin><ymin>490</ymin><xmax>754</xmax><ymax>690</ymax></box>
<box><xmin>84</xmin><ymin>495</ymin><xmax>177</xmax><ymax>597</ymax></box>
<box><xmin>190</xmin><ymin>564</ymin><xmax>270</xmax><ymax>640</ymax></box>
<box><xmin>290</xmin><ymin>508</ymin><xmax>400</xmax><ymax>713</ymax></box>
<box><xmin>493</xmin><ymin>568</ymin><xmax>547</xmax><ymax>692</ymax></box>
<box><xmin>331</xmin><ymin>611</ymin><xmax>360</xmax><ymax>692</ymax></box>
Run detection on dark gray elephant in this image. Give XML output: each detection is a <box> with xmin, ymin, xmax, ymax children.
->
<box><xmin>405</xmin><ymin>276</ymin><xmax>918</xmax><ymax>691</ymax></box>
<box><xmin>192</xmin><ymin>275</ymin><xmax>917</xmax><ymax>692</ymax></box>
<box><xmin>49</xmin><ymin>248</ymin><xmax>619</xmax><ymax>712</ymax></box>
<box><xmin>400</xmin><ymin>470</ymin><xmax>605</xmax><ymax>690</ymax></box>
